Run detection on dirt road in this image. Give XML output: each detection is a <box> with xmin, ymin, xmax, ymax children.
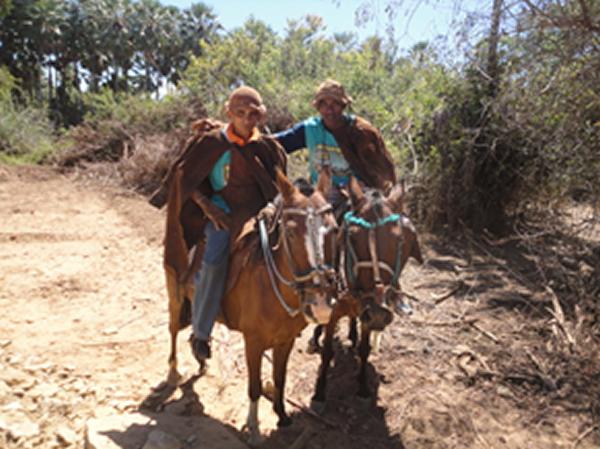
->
<box><xmin>0</xmin><ymin>165</ymin><xmax>596</xmax><ymax>449</ymax></box>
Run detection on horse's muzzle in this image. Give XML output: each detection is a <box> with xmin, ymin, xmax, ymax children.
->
<box><xmin>360</xmin><ymin>303</ymin><xmax>393</xmax><ymax>331</ymax></box>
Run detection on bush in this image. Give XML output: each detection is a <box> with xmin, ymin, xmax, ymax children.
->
<box><xmin>0</xmin><ymin>66</ymin><xmax>58</xmax><ymax>164</ymax></box>
<box><xmin>54</xmin><ymin>90</ymin><xmax>204</xmax><ymax>167</ymax></box>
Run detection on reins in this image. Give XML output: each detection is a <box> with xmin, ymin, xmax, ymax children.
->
<box><xmin>342</xmin><ymin>210</ymin><xmax>404</xmax><ymax>297</ymax></box>
<box><xmin>259</xmin><ymin>203</ymin><xmax>335</xmax><ymax>317</ymax></box>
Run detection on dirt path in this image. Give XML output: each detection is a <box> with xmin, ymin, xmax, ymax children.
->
<box><xmin>0</xmin><ymin>165</ymin><xmax>597</xmax><ymax>449</ymax></box>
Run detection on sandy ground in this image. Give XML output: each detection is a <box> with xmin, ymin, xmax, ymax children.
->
<box><xmin>0</xmin><ymin>164</ymin><xmax>598</xmax><ymax>449</ymax></box>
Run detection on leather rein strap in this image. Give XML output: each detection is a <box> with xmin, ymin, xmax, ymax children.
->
<box><xmin>259</xmin><ymin>203</ymin><xmax>334</xmax><ymax>317</ymax></box>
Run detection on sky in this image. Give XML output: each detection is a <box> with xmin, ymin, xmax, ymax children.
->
<box><xmin>162</xmin><ymin>0</ymin><xmax>476</xmax><ymax>51</ymax></box>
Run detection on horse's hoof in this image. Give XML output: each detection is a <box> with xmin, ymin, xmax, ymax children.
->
<box><xmin>198</xmin><ymin>360</ymin><xmax>208</xmax><ymax>376</ymax></box>
<box><xmin>277</xmin><ymin>415</ymin><xmax>292</xmax><ymax>427</ymax></box>
<box><xmin>166</xmin><ymin>370</ymin><xmax>182</xmax><ymax>387</ymax></box>
<box><xmin>310</xmin><ymin>399</ymin><xmax>326</xmax><ymax>415</ymax></box>
<box><xmin>246</xmin><ymin>431</ymin><xmax>264</xmax><ymax>447</ymax></box>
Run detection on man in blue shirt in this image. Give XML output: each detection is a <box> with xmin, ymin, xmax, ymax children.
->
<box><xmin>274</xmin><ymin>80</ymin><xmax>399</xmax><ymax>350</ymax></box>
<box><xmin>274</xmin><ymin>79</ymin><xmax>396</xmax><ymax>214</ymax></box>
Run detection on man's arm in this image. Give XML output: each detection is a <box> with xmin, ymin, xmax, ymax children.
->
<box><xmin>273</xmin><ymin>122</ymin><xmax>306</xmax><ymax>154</ymax></box>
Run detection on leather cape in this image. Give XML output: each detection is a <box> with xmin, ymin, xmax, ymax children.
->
<box><xmin>162</xmin><ymin>127</ymin><xmax>286</xmax><ymax>283</ymax></box>
<box><xmin>329</xmin><ymin>116</ymin><xmax>397</xmax><ymax>190</ymax></box>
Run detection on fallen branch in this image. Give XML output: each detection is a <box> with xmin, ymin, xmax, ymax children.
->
<box><xmin>545</xmin><ymin>285</ymin><xmax>576</xmax><ymax>352</ymax></box>
<box><xmin>572</xmin><ymin>424</ymin><xmax>598</xmax><ymax>449</ymax></box>
<box><xmin>432</xmin><ymin>281</ymin><xmax>465</xmax><ymax>305</ymax></box>
<box><xmin>411</xmin><ymin>317</ymin><xmax>478</xmax><ymax>327</ymax></box>
<box><xmin>284</xmin><ymin>396</ymin><xmax>340</xmax><ymax>429</ymax></box>
<box><xmin>402</xmin><ymin>291</ymin><xmax>421</xmax><ymax>303</ymax></box>
<box><xmin>469</xmin><ymin>322</ymin><xmax>500</xmax><ymax>343</ymax></box>
<box><xmin>455</xmin><ymin>345</ymin><xmax>492</xmax><ymax>375</ymax></box>
<box><xmin>482</xmin><ymin>229</ymin><xmax>550</xmax><ymax>247</ymax></box>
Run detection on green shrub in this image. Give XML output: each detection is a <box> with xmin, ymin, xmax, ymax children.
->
<box><xmin>0</xmin><ymin>104</ymin><xmax>57</xmax><ymax>164</ymax></box>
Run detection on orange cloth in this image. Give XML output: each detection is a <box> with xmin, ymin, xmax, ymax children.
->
<box><xmin>225</xmin><ymin>124</ymin><xmax>261</xmax><ymax>147</ymax></box>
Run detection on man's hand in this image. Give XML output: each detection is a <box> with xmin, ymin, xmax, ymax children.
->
<box><xmin>191</xmin><ymin>191</ymin><xmax>230</xmax><ymax>230</ymax></box>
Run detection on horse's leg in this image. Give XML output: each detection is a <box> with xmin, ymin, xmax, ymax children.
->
<box><xmin>272</xmin><ymin>339</ymin><xmax>295</xmax><ymax>427</ymax></box>
<box><xmin>165</xmin><ymin>270</ymin><xmax>186</xmax><ymax>386</ymax></box>
<box><xmin>311</xmin><ymin>312</ymin><xmax>340</xmax><ymax>413</ymax></box>
<box><xmin>348</xmin><ymin>317</ymin><xmax>358</xmax><ymax>348</ymax></box>
<box><xmin>357</xmin><ymin>322</ymin><xmax>372</xmax><ymax>399</ymax></box>
<box><xmin>244</xmin><ymin>336</ymin><xmax>264</xmax><ymax>446</ymax></box>
<box><xmin>370</xmin><ymin>330</ymin><xmax>382</xmax><ymax>353</ymax></box>
<box><xmin>307</xmin><ymin>325</ymin><xmax>323</xmax><ymax>354</ymax></box>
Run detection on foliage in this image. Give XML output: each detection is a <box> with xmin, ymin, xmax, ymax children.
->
<box><xmin>0</xmin><ymin>102</ymin><xmax>57</xmax><ymax>164</ymax></box>
<box><xmin>181</xmin><ymin>17</ymin><xmax>451</xmax><ymax>165</ymax></box>
<box><xmin>395</xmin><ymin>0</ymin><xmax>600</xmax><ymax>233</ymax></box>
<box><xmin>0</xmin><ymin>65</ymin><xmax>57</xmax><ymax>163</ymax></box>
<box><xmin>0</xmin><ymin>0</ymin><xmax>11</xmax><ymax>19</ymax></box>
<box><xmin>0</xmin><ymin>0</ymin><xmax>220</xmax><ymax>125</ymax></box>
<box><xmin>0</xmin><ymin>65</ymin><xmax>16</xmax><ymax>103</ymax></box>
<box><xmin>52</xmin><ymin>90</ymin><xmax>204</xmax><ymax>194</ymax></box>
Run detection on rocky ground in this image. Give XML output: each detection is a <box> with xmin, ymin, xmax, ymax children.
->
<box><xmin>0</xmin><ymin>165</ymin><xmax>598</xmax><ymax>449</ymax></box>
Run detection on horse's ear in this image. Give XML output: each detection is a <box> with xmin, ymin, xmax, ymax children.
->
<box><xmin>387</xmin><ymin>180</ymin><xmax>406</xmax><ymax>213</ymax></box>
<box><xmin>348</xmin><ymin>176</ymin><xmax>365</xmax><ymax>209</ymax></box>
<box><xmin>275</xmin><ymin>168</ymin><xmax>297</xmax><ymax>203</ymax></box>
<box><xmin>316</xmin><ymin>166</ymin><xmax>332</xmax><ymax>198</ymax></box>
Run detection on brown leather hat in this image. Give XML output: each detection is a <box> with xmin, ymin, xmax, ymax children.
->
<box><xmin>226</xmin><ymin>86</ymin><xmax>266</xmax><ymax>116</ymax></box>
<box><xmin>312</xmin><ymin>79</ymin><xmax>353</xmax><ymax>108</ymax></box>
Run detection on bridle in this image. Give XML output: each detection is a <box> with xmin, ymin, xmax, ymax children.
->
<box><xmin>342</xmin><ymin>208</ymin><xmax>404</xmax><ymax>302</ymax></box>
<box><xmin>259</xmin><ymin>201</ymin><xmax>337</xmax><ymax>317</ymax></box>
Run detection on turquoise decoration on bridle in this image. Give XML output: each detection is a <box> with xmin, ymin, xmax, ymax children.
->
<box><xmin>342</xmin><ymin>210</ymin><xmax>404</xmax><ymax>290</ymax></box>
<box><xmin>343</xmin><ymin>211</ymin><xmax>402</xmax><ymax>229</ymax></box>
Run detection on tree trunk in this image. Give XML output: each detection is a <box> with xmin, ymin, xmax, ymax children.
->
<box><xmin>487</xmin><ymin>0</ymin><xmax>503</xmax><ymax>98</ymax></box>
<box><xmin>48</xmin><ymin>66</ymin><xmax>54</xmax><ymax>104</ymax></box>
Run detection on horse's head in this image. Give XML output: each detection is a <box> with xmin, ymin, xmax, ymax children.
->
<box><xmin>342</xmin><ymin>177</ymin><xmax>423</xmax><ymax>331</ymax></box>
<box><xmin>273</xmin><ymin>168</ymin><xmax>339</xmax><ymax>325</ymax></box>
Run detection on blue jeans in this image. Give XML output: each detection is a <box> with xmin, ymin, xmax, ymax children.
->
<box><xmin>192</xmin><ymin>221</ymin><xmax>230</xmax><ymax>340</ymax></box>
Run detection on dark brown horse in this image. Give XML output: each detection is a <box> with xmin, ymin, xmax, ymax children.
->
<box><xmin>165</xmin><ymin>169</ymin><xmax>338</xmax><ymax>444</ymax></box>
<box><xmin>310</xmin><ymin>177</ymin><xmax>423</xmax><ymax>412</ymax></box>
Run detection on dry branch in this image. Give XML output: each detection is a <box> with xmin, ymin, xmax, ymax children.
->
<box><xmin>284</xmin><ymin>396</ymin><xmax>340</xmax><ymax>429</ymax></box>
<box><xmin>469</xmin><ymin>321</ymin><xmax>500</xmax><ymax>343</ymax></box>
<box><xmin>432</xmin><ymin>281</ymin><xmax>465</xmax><ymax>304</ymax></box>
<box><xmin>572</xmin><ymin>424</ymin><xmax>599</xmax><ymax>449</ymax></box>
<box><xmin>411</xmin><ymin>317</ymin><xmax>478</xmax><ymax>327</ymax></box>
<box><xmin>545</xmin><ymin>285</ymin><xmax>576</xmax><ymax>352</ymax></box>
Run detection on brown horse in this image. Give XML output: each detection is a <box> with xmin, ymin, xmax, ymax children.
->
<box><xmin>311</xmin><ymin>177</ymin><xmax>423</xmax><ymax>412</ymax></box>
<box><xmin>165</xmin><ymin>169</ymin><xmax>339</xmax><ymax>444</ymax></box>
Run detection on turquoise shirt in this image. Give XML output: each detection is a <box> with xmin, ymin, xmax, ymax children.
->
<box><xmin>274</xmin><ymin>115</ymin><xmax>356</xmax><ymax>186</ymax></box>
<box><xmin>304</xmin><ymin>116</ymin><xmax>354</xmax><ymax>186</ymax></box>
<box><xmin>208</xmin><ymin>147</ymin><xmax>231</xmax><ymax>213</ymax></box>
